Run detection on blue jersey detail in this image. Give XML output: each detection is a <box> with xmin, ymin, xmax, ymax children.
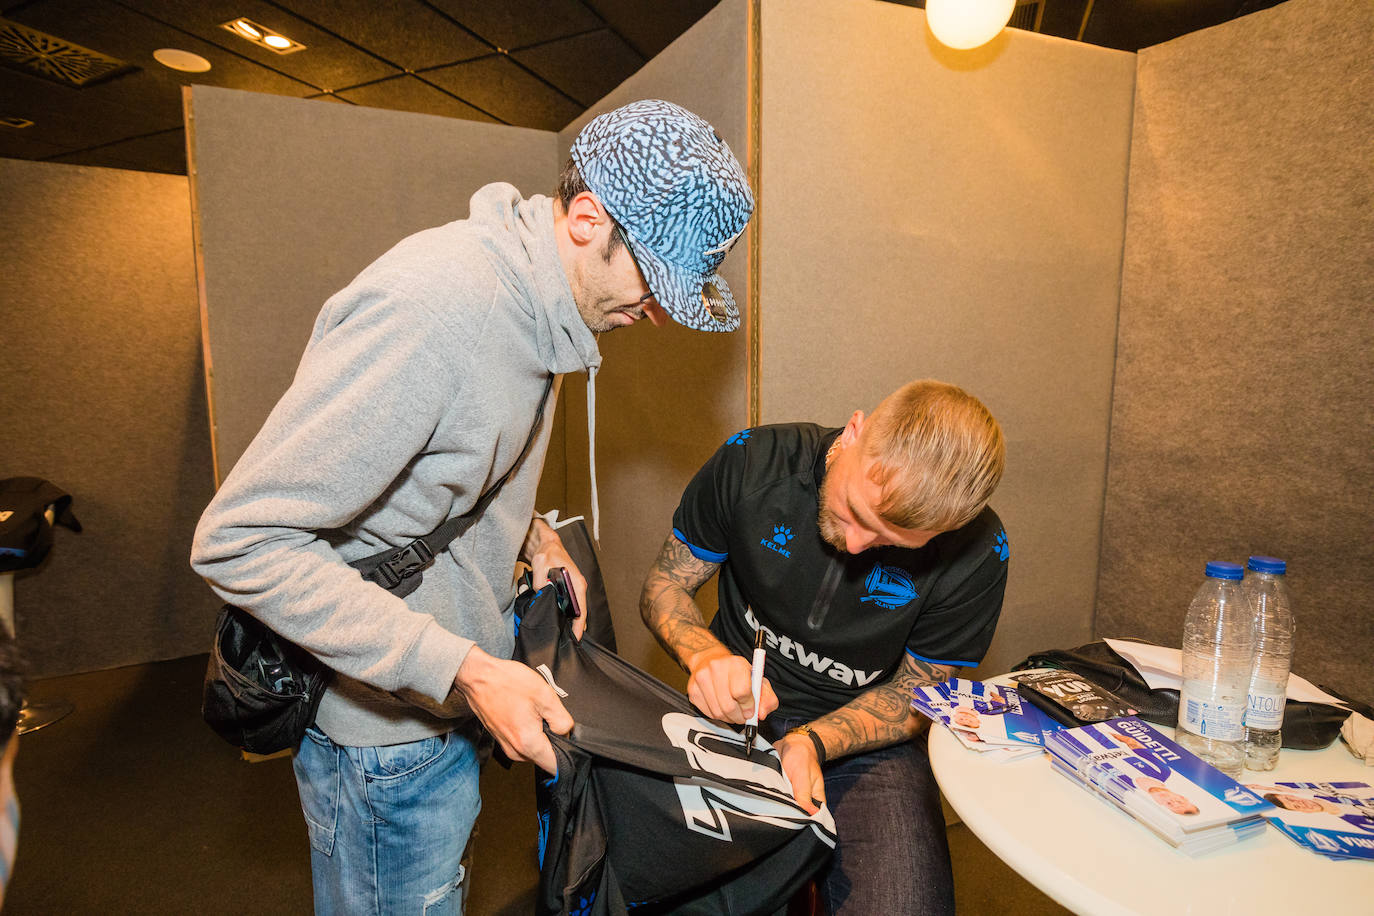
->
<box><xmin>673</xmin><ymin>528</ymin><xmax>727</xmax><ymax>563</ymax></box>
<box><xmin>994</xmin><ymin>530</ymin><xmax>1010</xmax><ymax>561</ymax></box>
<box><xmin>726</xmin><ymin>429</ymin><xmax>752</xmax><ymax>445</ymax></box>
<box><xmin>860</xmin><ymin>564</ymin><xmax>918</xmax><ymax>609</ymax></box>
<box><xmin>906</xmin><ymin>647</ymin><xmax>977</xmax><ymax>667</ymax></box>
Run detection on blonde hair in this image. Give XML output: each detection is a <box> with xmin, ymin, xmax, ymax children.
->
<box><xmin>860</xmin><ymin>380</ymin><xmax>1005</xmax><ymax>531</ymax></box>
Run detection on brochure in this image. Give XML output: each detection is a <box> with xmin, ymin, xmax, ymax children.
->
<box><xmin>1044</xmin><ymin>716</ymin><xmax>1272</xmax><ymax>855</ymax></box>
<box><xmin>1241</xmin><ymin>780</ymin><xmax>1374</xmax><ymax>861</ymax></box>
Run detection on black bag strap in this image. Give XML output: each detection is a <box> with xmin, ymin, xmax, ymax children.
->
<box><xmin>349</xmin><ymin>376</ymin><xmax>555</xmax><ymax>594</ymax></box>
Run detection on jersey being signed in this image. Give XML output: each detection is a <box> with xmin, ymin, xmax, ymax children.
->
<box><xmin>513</xmin><ymin>579</ymin><xmax>836</xmax><ymax>916</ymax></box>
<box><xmin>673</xmin><ymin>424</ymin><xmax>1009</xmax><ymax>722</ymax></box>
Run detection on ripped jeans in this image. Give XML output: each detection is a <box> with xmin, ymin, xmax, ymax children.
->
<box><xmin>293</xmin><ymin>722</ymin><xmax>483</xmax><ymax>915</ymax></box>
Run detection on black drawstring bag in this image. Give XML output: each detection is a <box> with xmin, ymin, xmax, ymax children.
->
<box><xmin>202</xmin><ymin>379</ymin><xmax>552</xmax><ymax>756</ymax></box>
<box><xmin>1012</xmin><ymin>639</ymin><xmax>1370</xmax><ymax>750</ymax></box>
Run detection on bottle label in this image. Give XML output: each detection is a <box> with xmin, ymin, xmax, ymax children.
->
<box><xmin>1180</xmin><ymin>686</ymin><xmax>1246</xmax><ymax>741</ymax></box>
<box><xmin>1246</xmin><ymin>688</ymin><xmax>1286</xmax><ymax>730</ymax></box>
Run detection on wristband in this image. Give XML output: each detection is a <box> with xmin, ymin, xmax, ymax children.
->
<box><xmin>787</xmin><ymin>724</ymin><xmax>826</xmax><ymax>766</ymax></box>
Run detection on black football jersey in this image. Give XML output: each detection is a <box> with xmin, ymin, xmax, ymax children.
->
<box><xmin>513</xmin><ymin>580</ymin><xmax>837</xmax><ymax>916</ymax></box>
<box><xmin>672</xmin><ymin>424</ymin><xmax>1010</xmax><ymax>722</ymax></box>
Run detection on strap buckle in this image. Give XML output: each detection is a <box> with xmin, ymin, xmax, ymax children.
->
<box><xmin>375</xmin><ymin>540</ymin><xmax>435</xmax><ymax>590</ymax></box>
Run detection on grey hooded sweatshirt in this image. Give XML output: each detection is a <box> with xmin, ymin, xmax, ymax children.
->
<box><xmin>191</xmin><ymin>183</ymin><xmax>601</xmax><ymax>747</ymax></box>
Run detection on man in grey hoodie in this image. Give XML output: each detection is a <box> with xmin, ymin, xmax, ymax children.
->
<box><xmin>191</xmin><ymin>100</ymin><xmax>753</xmax><ymax>914</ymax></box>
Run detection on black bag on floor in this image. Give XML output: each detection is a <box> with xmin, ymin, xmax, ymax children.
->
<box><xmin>513</xmin><ymin>577</ymin><xmax>837</xmax><ymax>916</ymax></box>
<box><xmin>1012</xmin><ymin>639</ymin><xmax>1369</xmax><ymax>750</ymax></box>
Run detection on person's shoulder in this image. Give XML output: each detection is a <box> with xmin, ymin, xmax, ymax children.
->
<box><xmin>712</xmin><ymin>423</ymin><xmax>829</xmax><ymax>477</ymax></box>
<box><xmin>931</xmin><ymin>505</ymin><xmax>1010</xmax><ymax>567</ymax></box>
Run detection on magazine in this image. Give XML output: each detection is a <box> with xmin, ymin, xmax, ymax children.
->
<box><xmin>1044</xmin><ymin>716</ymin><xmax>1272</xmax><ymax>855</ymax></box>
<box><xmin>926</xmin><ymin>679</ymin><xmax>1050</xmax><ymax>747</ymax></box>
<box><xmin>911</xmin><ymin>680</ymin><xmax>1049</xmax><ymax>761</ymax></box>
<box><xmin>1241</xmin><ymin>780</ymin><xmax>1374</xmax><ymax>861</ymax></box>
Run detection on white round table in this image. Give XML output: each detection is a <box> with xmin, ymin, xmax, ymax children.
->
<box><xmin>930</xmin><ymin>682</ymin><xmax>1374</xmax><ymax>915</ymax></box>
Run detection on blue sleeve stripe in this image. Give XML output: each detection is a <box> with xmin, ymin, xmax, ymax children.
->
<box><xmin>673</xmin><ymin>528</ymin><xmax>727</xmax><ymax>563</ymax></box>
<box><xmin>907</xmin><ymin>648</ymin><xmax>978</xmax><ymax>668</ymax></box>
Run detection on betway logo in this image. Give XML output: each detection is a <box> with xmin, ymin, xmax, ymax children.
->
<box><xmin>745</xmin><ymin>608</ymin><xmax>883</xmax><ymax>688</ymax></box>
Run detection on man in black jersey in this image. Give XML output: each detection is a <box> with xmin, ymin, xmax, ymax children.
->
<box><xmin>640</xmin><ymin>379</ymin><xmax>1008</xmax><ymax>915</ymax></box>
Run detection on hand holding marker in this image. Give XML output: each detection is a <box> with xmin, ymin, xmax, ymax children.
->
<box><xmin>743</xmin><ymin>625</ymin><xmax>765</xmax><ymax>752</ymax></box>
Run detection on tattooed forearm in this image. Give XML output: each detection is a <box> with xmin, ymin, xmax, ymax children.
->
<box><xmin>806</xmin><ymin>655</ymin><xmax>955</xmax><ymax>760</ymax></box>
<box><xmin>640</xmin><ymin>536</ymin><xmax>724</xmax><ymax>671</ymax></box>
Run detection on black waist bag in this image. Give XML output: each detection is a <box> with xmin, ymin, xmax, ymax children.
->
<box><xmin>1012</xmin><ymin>639</ymin><xmax>1370</xmax><ymax>750</ymax></box>
<box><xmin>202</xmin><ymin>379</ymin><xmax>554</xmax><ymax>756</ymax></box>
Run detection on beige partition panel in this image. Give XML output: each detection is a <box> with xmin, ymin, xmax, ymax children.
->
<box><xmin>554</xmin><ymin>0</ymin><xmax>753</xmax><ymax>683</ymax></box>
<box><xmin>0</xmin><ymin>160</ymin><xmax>213</xmax><ymax>676</ymax></box>
<box><xmin>186</xmin><ymin>87</ymin><xmax>558</xmax><ymax>481</ymax></box>
<box><xmin>759</xmin><ymin>0</ymin><xmax>1136</xmax><ymax>677</ymax></box>
<box><xmin>1097</xmin><ymin>0</ymin><xmax>1373</xmax><ymax>699</ymax></box>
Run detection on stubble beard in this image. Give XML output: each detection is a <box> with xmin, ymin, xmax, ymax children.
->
<box><xmin>816</xmin><ymin>475</ymin><xmax>846</xmax><ymax>552</ymax></box>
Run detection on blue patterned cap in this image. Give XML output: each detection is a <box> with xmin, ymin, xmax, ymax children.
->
<box><xmin>570</xmin><ymin>99</ymin><xmax>754</xmax><ymax>332</ymax></box>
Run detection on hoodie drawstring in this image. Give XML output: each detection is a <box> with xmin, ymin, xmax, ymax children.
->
<box><xmin>586</xmin><ymin>365</ymin><xmax>600</xmax><ymax>543</ymax></box>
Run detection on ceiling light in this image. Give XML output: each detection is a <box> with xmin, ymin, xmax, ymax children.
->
<box><xmin>926</xmin><ymin>0</ymin><xmax>1016</xmax><ymax>50</ymax></box>
<box><xmin>218</xmin><ymin>18</ymin><xmax>305</xmax><ymax>55</ymax></box>
<box><xmin>153</xmin><ymin>48</ymin><xmax>212</xmax><ymax>73</ymax></box>
<box><xmin>0</xmin><ymin>116</ymin><xmax>34</xmax><ymax>129</ymax></box>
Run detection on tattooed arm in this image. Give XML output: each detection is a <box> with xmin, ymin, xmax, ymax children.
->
<box><xmin>775</xmin><ymin>654</ymin><xmax>954</xmax><ymax>813</ymax></box>
<box><xmin>640</xmin><ymin>534</ymin><xmax>779</xmax><ymax>725</ymax></box>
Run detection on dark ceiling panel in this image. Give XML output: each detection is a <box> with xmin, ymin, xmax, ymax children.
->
<box><xmin>44</xmin><ymin>125</ymin><xmax>185</xmax><ymax>173</ymax></box>
<box><xmin>1083</xmin><ymin>0</ymin><xmax>1240</xmax><ymax>51</ymax></box>
<box><xmin>121</xmin><ymin>0</ymin><xmax>399</xmax><ymax>91</ymax></box>
<box><xmin>423</xmin><ymin>54</ymin><xmax>581</xmax><ymax>130</ymax></box>
<box><xmin>512</xmin><ymin>28</ymin><xmax>643</xmax><ymax>109</ymax></box>
<box><xmin>334</xmin><ymin>74</ymin><xmax>498</xmax><ymax>123</ymax></box>
<box><xmin>582</xmin><ymin>0</ymin><xmax>720</xmax><ymax>59</ymax></box>
<box><xmin>0</xmin><ymin>124</ymin><xmax>72</xmax><ymax>161</ymax></box>
<box><xmin>425</xmin><ymin>0</ymin><xmax>603</xmax><ymax>51</ymax></box>
<box><xmin>277</xmin><ymin>0</ymin><xmax>490</xmax><ymax>71</ymax></box>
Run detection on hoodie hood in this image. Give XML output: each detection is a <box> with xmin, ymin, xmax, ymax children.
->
<box><xmin>467</xmin><ymin>182</ymin><xmax>602</xmax><ymax>377</ymax></box>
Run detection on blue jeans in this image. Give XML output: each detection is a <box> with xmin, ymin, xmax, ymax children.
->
<box><xmin>765</xmin><ymin>719</ymin><xmax>954</xmax><ymax>916</ymax></box>
<box><xmin>293</xmin><ymin>723</ymin><xmax>483</xmax><ymax>915</ymax></box>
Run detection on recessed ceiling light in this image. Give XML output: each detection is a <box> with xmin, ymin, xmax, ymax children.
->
<box><xmin>153</xmin><ymin>48</ymin><xmax>212</xmax><ymax>73</ymax></box>
<box><xmin>219</xmin><ymin>18</ymin><xmax>305</xmax><ymax>54</ymax></box>
<box><xmin>0</xmin><ymin>116</ymin><xmax>34</xmax><ymax>129</ymax></box>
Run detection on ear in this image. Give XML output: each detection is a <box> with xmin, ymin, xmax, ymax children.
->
<box><xmin>564</xmin><ymin>191</ymin><xmax>610</xmax><ymax>246</ymax></box>
<box><xmin>841</xmin><ymin>410</ymin><xmax>866</xmax><ymax>446</ymax></box>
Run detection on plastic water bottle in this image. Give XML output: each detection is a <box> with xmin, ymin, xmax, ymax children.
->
<box><xmin>1177</xmin><ymin>561</ymin><xmax>1253</xmax><ymax>778</ymax></box>
<box><xmin>1243</xmin><ymin>556</ymin><xmax>1294</xmax><ymax>771</ymax></box>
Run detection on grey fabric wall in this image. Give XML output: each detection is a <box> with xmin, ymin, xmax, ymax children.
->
<box><xmin>553</xmin><ymin>0</ymin><xmax>753</xmax><ymax>685</ymax></box>
<box><xmin>0</xmin><ymin>160</ymin><xmax>214</xmax><ymax>676</ymax></box>
<box><xmin>186</xmin><ymin>87</ymin><xmax>557</xmax><ymax>482</ymax></box>
<box><xmin>757</xmin><ymin>0</ymin><xmax>1137</xmax><ymax>679</ymax></box>
<box><xmin>1097</xmin><ymin>0</ymin><xmax>1374</xmax><ymax>701</ymax></box>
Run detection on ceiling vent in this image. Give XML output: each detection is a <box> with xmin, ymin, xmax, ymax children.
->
<box><xmin>0</xmin><ymin>17</ymin><xmax>134</xmax><ymax>88</ymax></box>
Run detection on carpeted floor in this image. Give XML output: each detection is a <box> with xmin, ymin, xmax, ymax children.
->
<box><xmin>5</xmin><ymin>656</ymin><xmax>1069</xmax><ymax>915</ymax></box>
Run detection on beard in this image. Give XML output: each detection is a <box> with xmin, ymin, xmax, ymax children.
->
<box><xmin>816</xmin><ymin>474</ymin><xmax>847</xmax><ymax>552</ymax></box>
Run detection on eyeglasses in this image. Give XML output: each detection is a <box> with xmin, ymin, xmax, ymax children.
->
<box><xmin>616</xmin><ymin>224</ymin><xmax>735</xmax><ymax>326</ymax></box>
<box><xmin>615</xmin><ymin>225</ymin><xmax>657</xmax><ymax>308</ymax></box>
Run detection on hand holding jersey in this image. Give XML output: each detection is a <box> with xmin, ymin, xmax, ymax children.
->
<box><xmin>454</xmin><ymin>645</ymin><xmax>572</xmax><ymax>774</ymax></box>
<box><xmin>522</xmin><ymin>517</ymin><xmax>589</xmax><ymax>641</ymax></box>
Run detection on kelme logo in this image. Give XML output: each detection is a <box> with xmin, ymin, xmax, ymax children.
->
<box><xmin>726</xmin><ymin>429</ymin><xmax>752</xmax><ymax>446</ymax></box>
<box><xmin>761</xmin><ymin>524</ymin><xmax>793</xmax><ymax>558</ymax></box>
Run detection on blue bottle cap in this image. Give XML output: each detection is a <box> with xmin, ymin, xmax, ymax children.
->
<box><xmin>1204</xmin><ymin>561</ymin><xmax>1244</xmax><ymax>580</ymax></box>
<box><xmin>1247</xmin><ymin>555</ymin><xmax>1287</xmax><ymax>575</ymax></box>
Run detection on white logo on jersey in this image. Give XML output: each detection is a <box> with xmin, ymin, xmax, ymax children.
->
<box><xmin>661</xmin><ymin>712</ymin><xmax>836</xmax><ymax>847</ymax></box>
<box><xmin>744</xmin><ymin>608</ymin><xmax>884</xmax><ymax>687</ymax></box>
